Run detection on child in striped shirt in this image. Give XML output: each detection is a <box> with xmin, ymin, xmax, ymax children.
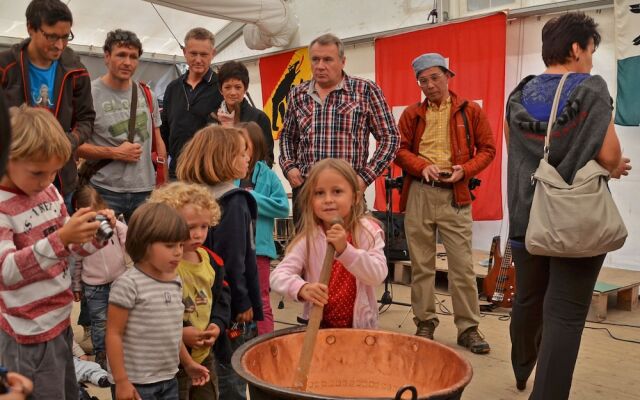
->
<box><xmin>106</xmin><ymin>202</ymin><xmax>209</xmax><ymax>400</ymax></box>
<box><xmin>0</xmin><ymin>106</ymin><xmax>116</xmax><ymax>400</ymax></box>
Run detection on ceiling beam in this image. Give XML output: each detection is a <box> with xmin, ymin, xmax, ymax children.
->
<box><xmin>214</xmin><ymin>21</ymin><xmax>246</xmax><ymax>54</ymax></box>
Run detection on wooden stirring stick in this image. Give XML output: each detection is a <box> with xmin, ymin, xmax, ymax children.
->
<box><xmin>292</xmin><ymin>217</ymin><xmax>343</xmax><ymax>391</ymax></box>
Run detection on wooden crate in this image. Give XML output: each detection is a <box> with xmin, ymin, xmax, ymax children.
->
<box><xmin>587</xmin><ymin>267</ymin><xmax>640</xmax><ymax>322</ymax></box>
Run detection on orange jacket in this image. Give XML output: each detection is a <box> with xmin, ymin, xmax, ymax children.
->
<box><xmin>395</xmin><ymin>91</ymin><xmax>495</xmax><ymax>211</ymax></box>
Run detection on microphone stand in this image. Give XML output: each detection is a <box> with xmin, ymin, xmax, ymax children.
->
<box><xmin>379</xmin><ymin>167</ymin><xmax>411</xmax><ymax>310</ymax></box>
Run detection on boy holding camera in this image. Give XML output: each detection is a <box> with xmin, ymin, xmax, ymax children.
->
<box><xmin>0</xmin><ymin>106</ymin><xmax>115</xmax><ymax>400</ymax></box>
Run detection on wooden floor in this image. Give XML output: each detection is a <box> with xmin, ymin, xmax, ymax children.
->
<box><xmin>81</xmin><ymin>281</ymin><xmax>640</xmax><ymax>399</ymax></box>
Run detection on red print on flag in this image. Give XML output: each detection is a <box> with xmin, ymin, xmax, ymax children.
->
<box><xmin>374</xmin><ymin>13</ymin><xmax>506</xmax><ymax>221</ymax></box>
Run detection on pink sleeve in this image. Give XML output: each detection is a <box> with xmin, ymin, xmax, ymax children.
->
<box><xmin>269</xmin><ymin>238</ymin><xmax>309</xmax><ymax>302</ymax></box>
<box><xmin>336</xmin><ymin>219</ymin><xmax>387</xmax><ymax>286</ymax></box>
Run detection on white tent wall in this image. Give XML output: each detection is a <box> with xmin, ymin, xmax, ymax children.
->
<box><xmin>243</xmin><ymin>6</ymin><xmax>640</xmax><ymax>271</ymax></box>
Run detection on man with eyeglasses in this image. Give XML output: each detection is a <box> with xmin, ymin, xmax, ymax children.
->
<box><xmin>0</xmin><ymin>0</ymin><xmax>95</xmax><ymax>211</ymax></box>
<box><xmin>394</xmin><ymin>53</ymin><xmax>495</xmax><ymax>355</ymax></box>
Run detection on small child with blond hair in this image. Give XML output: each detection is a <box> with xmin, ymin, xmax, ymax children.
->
<box><xmin>149</xmin><ymin>182</ymin><xmax>230</xmax><ymax>400</ymax></box>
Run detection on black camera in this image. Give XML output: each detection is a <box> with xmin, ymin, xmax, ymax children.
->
<box><xmin>94</xmin><ymin>215</ymin><xmax>114</xmax><ymax>241</ymax></box>
<box><xmin>468</xmin><ymin>177</ymin><xmax>481</xmax><ymax>191</ymax></box>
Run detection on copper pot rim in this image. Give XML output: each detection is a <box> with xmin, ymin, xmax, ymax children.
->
<box><xmin>231</xmin><ymin>326</ymin><xmax>474</xmax><ymax>400</ymax></box>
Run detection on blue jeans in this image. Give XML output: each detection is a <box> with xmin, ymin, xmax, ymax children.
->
<box><xmin>111</xmin><ymin>378</ymin><xmax>179</xmax><ymax>400</ymax></box>
<box><xmin>64</xmin><ymin>191</ymin><xmax>75</xmax><ymax>214</ymax></box>
<box><xmin>84</xmin><ymin>283</ymin><xmax>111</xmax><ymax>354</ymax></box>
<box><xmin>216</xmin><ymin>362</ymin><xmax>246</xmax><ymax>400</ymax></box>
<box><xmin>93</xmin><ymin>186</ymin><xmax>150</xmax><ymax>223</ymax></box>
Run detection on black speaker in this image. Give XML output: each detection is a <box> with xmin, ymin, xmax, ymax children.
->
<box><xmin>371</xmin><ymin>210</ymin><xmax>410</xmax><ymax>262</ymax></box>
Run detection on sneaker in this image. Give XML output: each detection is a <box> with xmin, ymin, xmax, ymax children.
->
<box><xmin>94</xmin><ymin>351</ymin><xmax>107</xmax><ymax>371</ymax></box>
<box><xmin>413</xmin><ymin>318</ymin><xmax>436</xmax><ymax>340</ymax></box>
<box><xmin>97</xmin><ymin>376</ymin><xmax>110</xmax><ymax>388</ymax></box>
<box><xmin>457</xmin><ymin>327</ymin><xmax>491</xmax><ymax>354</ymax></box>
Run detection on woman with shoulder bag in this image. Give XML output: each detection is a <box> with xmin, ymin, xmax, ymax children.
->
<box><xmin>505</xmin><ymin>12</ymin><xmax>631</xmax><ymax>399</ymax></box>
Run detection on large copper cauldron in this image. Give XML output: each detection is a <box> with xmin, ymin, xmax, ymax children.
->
<box><xmin>232</xmin><ymin>327</ymin><xmax>473</xmax><ymax>400</ymax></box>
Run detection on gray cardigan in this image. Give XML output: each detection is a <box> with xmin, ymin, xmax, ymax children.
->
<box><xmin>506</xmin><ymin>75</ymin><xmax>613</xmax><ymax>238</ymax></box>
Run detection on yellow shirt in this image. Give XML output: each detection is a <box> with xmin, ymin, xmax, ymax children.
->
<box><xmin>419</xmin><ymin>97</ymin><xmax>452</xmax><ymax>170</ymax></box>
<box><xmin>177</xmin><ymin>247</ymin><xmax>215</xmax><ymax>364</ymax></box>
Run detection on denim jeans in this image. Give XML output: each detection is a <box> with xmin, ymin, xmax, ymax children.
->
<box><xmin>112</xmin><ymin>378</ymin><xmax>179</xmax><ymax>400</ymax></box>
<box><xmin>84</xmin><ymin>283</ymin><xmax>111</xmax><ymax>354</ymax></box>
<box><xmin>216</xmin><ymin>362</ymin><xmax>247</xmax><ymax>400</ymax></box>
<box><xmin>64</xmin><ymin>191</ymin><xmax>75</xmax><ymax>214</ymax></box>
<box><xmin>93</xmin><ymin>185</ymin><xmax>151</xmax><ymax>223</ymax></box>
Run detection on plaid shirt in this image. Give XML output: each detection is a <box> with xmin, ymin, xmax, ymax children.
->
<box><xmin>279</xmin><ymin>74</ymin><xmax>399</xmax><ymax>185</ymax></box>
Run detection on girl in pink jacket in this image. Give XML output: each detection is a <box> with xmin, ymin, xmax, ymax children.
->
<box><xmin>270</xmin><ymin>159</ymin><xmax>387</xmax><ymax>328</ymax></box>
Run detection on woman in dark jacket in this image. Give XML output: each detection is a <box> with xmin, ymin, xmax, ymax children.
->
<box><xmin>505</xmin><ymin>12</ymin><xmax>630</xmax><ymax>399</ymax></box>
<box><xmin>210</xmin><ymin>61</ymin><xmax>274</xmax><ymax>168</ymax></box>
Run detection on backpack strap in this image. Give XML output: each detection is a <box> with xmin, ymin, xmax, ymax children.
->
<box><xmin>199</xmin><ymin>245</ymin><xmax>225</xmax><ymax>268</ymax></box>
<box><xmin>138</xmin><ymin>81</ymin><xmax>166</xmax><ymax>183</ymax></box>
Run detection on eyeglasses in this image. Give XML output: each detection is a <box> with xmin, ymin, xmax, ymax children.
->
<box><xmin>417</xmin><ymin>72</ymin><xmax>445</xmax><ymax>87</ymax></box>
<box><xmin>39</xmin><ymin>29</ymin><xmax>74</xmax><ymax>43</ymax></box>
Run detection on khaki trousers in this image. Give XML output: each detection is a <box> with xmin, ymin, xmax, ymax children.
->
<box><xmin>405</xmin><ymin>180</ymin><xmax>481</xmax><ymax>336</ymax></box>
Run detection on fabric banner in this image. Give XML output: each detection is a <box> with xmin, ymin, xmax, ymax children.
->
<box><xmin>614</xmin><ymin>0</ymin><xmax>640</xmax><ymax>126</ymax></box>
<box><xmin>259</xmin><ymin>48</ymin><xmax>312</xmax><ymax>139</ymax></box>
<box><xmin>373</xmin><ymin>13</ymin><xmax>506</xmax><ymax>221</ymax></box>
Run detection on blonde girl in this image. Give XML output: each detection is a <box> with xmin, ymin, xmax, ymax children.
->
<box><xmin>176</xmin><ymin>125</ymin><xmax>261</xmax><ymax>400</ymax></box>
<box><xmin>270</xmin><ymin>158</ymin><xmax>387</xmax><ymax>329</ymax></box>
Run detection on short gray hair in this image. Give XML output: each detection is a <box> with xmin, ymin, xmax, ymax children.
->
<box><xmin>184</xmin><ymin>27</ymin><xmax>215</xmax><ymax>47</ymax></box>
<box><xmin>309</xmin><ymin>33</ymin><xmax>344</xmax><ymax>58</ymax></box>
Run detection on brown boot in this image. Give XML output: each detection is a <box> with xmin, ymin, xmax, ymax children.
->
<box><xmin>457</xmin><ymin>327</ymin><xmax>490</xmax><ymax>354</ymax></box>
<box><xmin>413</xmin><ymin>318</ymin><xmax>436</xmax><ymax>340</ymax></box>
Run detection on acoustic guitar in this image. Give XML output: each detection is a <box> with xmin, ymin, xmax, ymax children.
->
<box><xmin>483</xmin><ymin>236</ymin><xmax>516</xmax><ymax>308</ymax></box>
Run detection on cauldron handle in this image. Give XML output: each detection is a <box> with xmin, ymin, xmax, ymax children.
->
<box><xmin>394</xmin><ymin>385</ymin><xmax>418</xmax><ymax>400</ymax></box>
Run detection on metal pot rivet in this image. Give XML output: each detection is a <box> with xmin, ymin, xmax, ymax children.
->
<box><xmin>270</xmin><ymin>345</ymin><xmax>278</xmax><ymax>357</ymax></box>
<box><xmin>326</xmin><ymin>335</ymin><xmax>336</xmax><ymax>345</ymax></box>
<box><xmin>412</xmin><ymin>343</ymin><xmax>419</xmax><ymax>352</ymax></box>
<box><xmin>365</xmin><ymin>335</ymin><xmax>376</xmax><ymax>346</ymax></box>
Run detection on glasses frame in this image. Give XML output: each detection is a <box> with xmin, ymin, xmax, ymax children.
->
<box><xmin>39</xmin><ymin>29</ymin><xmax>74</xmax><ymax>43</ymax></box>
<box><xmin>417</xmin><ymin>72</ymin><xmax>445</xmax><ymax>87</ymax></box>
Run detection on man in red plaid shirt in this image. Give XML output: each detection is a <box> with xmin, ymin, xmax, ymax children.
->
<box><xmin>279</xmin><ymin>33</ymin><xmax>399</xmax><ymax>224</ymax></box>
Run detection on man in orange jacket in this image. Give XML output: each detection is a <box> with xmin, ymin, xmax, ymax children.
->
<box><xmin>394</xmin><ymin>53</ymin><xmax>495</xmax><ymax>354</ymax></box>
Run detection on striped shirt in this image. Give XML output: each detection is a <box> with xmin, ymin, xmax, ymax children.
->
<box><xmin>108</xmin><ymin>267</ymin><xmax>184</xmax><ymax>384</ymax></box>
<box><xmin>279</xmin><ymin>74</ymin><xmax>400</xmax><ymax>185</ymax></box>
<box><xmin>419</xmin><ymin>97</ymin><xmax>453</xmax><ymax>169</ymax></box>
<box><xmin>0</xmin><ymin>184</ymin><xmax>103</xmax><ymax>344</ymax></box>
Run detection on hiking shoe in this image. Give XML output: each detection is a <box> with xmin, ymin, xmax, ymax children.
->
<box><xmin>97</xmin><ymin>376</ymin><xmax>110</xmax><ymax>388</ymax></box>
<box><xmin>413</xmin><ymin>318</ymin><xmax>436</xmax><ymax>340</ymax></box>
<box><xmin>457</xmin><ymin>327</ymin><xmax>491</xmax><ymax>354</ymax></box>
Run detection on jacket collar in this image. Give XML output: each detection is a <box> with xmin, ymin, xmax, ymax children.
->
<box><xmin>416</xmin><ymin>89</ymin><xmax>465</xmax><ymax>121</ymax></box>
<box><xmin>181</xmin><ymin>67</ymin><xmax>216</xmax><ymax>86</ymax></box>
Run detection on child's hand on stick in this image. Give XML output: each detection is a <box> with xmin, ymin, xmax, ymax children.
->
<box><xmin>326</xmin><ymin>223</ymin><xmax>347</xmax><ymax>255</ymax></box>
<box><xmin>298</xmin><ymin>283</ymin><xmax>329</xmax><ymax>307</ymax></box>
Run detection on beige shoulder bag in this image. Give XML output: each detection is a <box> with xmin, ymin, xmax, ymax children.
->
<box><xmin>525</xmin><ymin>73</ymin><xmax>627</xmax><ymax>258</ymax></box>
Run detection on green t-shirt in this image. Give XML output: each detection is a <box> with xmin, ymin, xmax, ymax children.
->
<box><xmin>177</xmin><ymin>247</ymin><xmax>215</xmax><ymax>363</ymax></box>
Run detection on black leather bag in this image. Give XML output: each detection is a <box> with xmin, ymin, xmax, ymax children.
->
<box><xmin>371</xmin><ymin>211</ymin><xmax>410</xmax><ymax>261</ymax></box>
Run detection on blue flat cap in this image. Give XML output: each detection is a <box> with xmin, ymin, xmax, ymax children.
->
<box><xmin>412</xmin><ymin>53</ymin><xmax>455</xmax><ymax>78</ymax></box>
